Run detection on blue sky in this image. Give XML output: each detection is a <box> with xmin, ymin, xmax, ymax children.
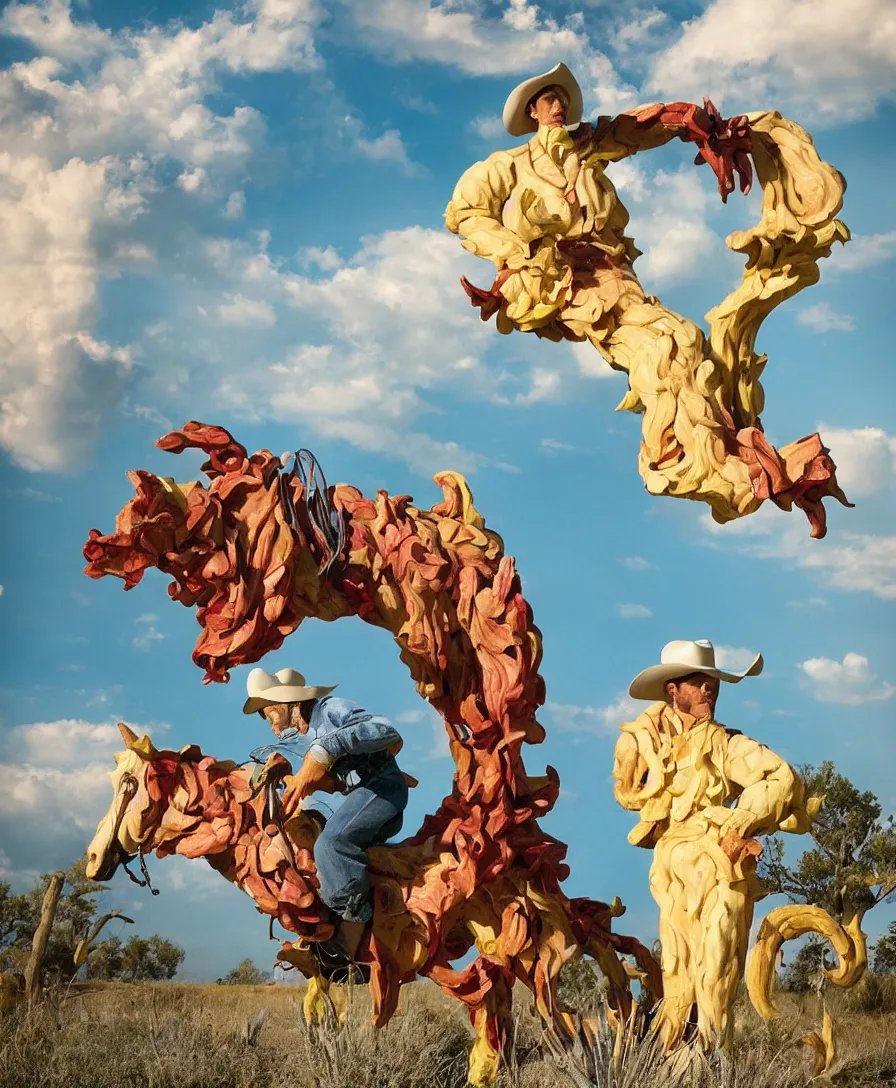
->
<box><xmin>0</xmin><ymin>0</ymin><xmax>893</xmax><ymax>980</ymax></box>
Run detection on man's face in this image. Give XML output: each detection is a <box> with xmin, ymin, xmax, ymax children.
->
<box><xmin>261</xmin><ymin>702</ymin><xmax>309</xmax><ymax>736</ymax></box>
<box><xmin>528</xmin><ymin>86</ymin><xmax>569</xmax><ymax>128</ymax></box>
<box><xmin>666</xmin><ymin>673</ymin><xmax>721</xmax><ymax>720</ymax></box>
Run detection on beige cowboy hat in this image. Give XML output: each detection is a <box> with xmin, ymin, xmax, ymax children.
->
<box><xmin>242</xmin><ymin>667</ymin><xmax>337</xmax><ymax>715</ymax></box>
<box><xmin>629</xmin><ymin>639</ymin><xmax>763</xmax><ymax>702</ymax></box>
<box><xmin>502</xmin><ymin>62</ymin><xmax>584</xmax><ymax>137</ymax></box>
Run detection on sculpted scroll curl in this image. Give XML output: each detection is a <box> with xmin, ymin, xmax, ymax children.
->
<box><xmin>446</xmin><ymin>86</ymin><xmax>852</xmax><ymax>536</ymax></box>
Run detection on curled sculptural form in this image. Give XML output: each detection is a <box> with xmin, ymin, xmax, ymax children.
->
<box><xmin>446</xmin><ymin>63</ymin><xmax>853</xmax><ymax>537</ymax></box>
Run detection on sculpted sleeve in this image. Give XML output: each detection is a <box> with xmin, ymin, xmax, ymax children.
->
<box><xmin>717</xmin><ymin>734</ymin><xmax>810</xmax><ymax>838</ymax></box>
<box><xmin>445</xmin><ymin>152</ymin><xmax>528</xmax><ymax>269</ymax></box>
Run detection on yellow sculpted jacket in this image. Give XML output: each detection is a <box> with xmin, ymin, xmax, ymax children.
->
<box><xmin>612</xmin><ymin>703</ymin><xmax>814</xmax><ymax>851</ymax></box>
<box><xmin>445</xmin><ymin>126</ymin><xmax>640</xmax><ymax>338</ymax></box>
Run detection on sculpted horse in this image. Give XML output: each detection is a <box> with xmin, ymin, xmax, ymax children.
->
<box><xmin>82</xmin><ymin>421</ymin><xmax>660</xmax><ymax>1085</ymax></box>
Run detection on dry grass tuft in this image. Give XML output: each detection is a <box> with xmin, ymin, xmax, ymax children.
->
<box><xmin>0</xmin><ymin>980</ymin><xmax>894</xmax><ymax>1088</ymax></box>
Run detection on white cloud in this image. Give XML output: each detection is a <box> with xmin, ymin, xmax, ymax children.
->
<box><xmin>469</xmin><ymin>114</ymin><xmax>505</xmax><ymax>141</ymax></box>
<box><xmin>217</xmin><ymin>294</ymin><xmax>277</xmax><ymax>328</ymax></box>
<box><xmin>539</xmin><ymin>437</ymin><xmax>576</xmax><ymax>454</ymax></box>
<box><xmin>795</xmin><ymin>303</ymin><xmax>855</xmax><ymax>334</ymax></box>
<box><xmin>614</xmin><ymin>164</ymin><xmax>723</xmax><ymax>285</ymax></box>
<box><xmin>0</xmin><ymin>0</ymin><xmax>321</xmax><ymax>472</ymax></box>
<box><xmin>617</xmin><ymin>603</ymin><xmax>652</xmax><ymax>619</ymax></box>
<box><xmin>132</xmin><ymin>613</ymin><xmax>165</xmax><ymax>651</ymax></box>
<box><xmin>205</xmin><ymin>225</ymin><xmax>497</xmax><ymax>474</ymax></box>
<box><xmin>715</xmin><ymin>645</ymin><xmax>759</xmax><ymax>672</ymax></box>
<box><xmin>569</xmin><ymin>340</ymin><xmax>618</xmax><ymax>380</ymax></box>
<box><xmin>798</xmin><ymin>653</ymin><xmax>895</xmax><ymax>705</ymax></box>
<box><xmin>819</xmin><ymin>424</ymin><xmax>896</xmax><ymax>498</ymax></box>
<box><xmin>223</xmin><ymin>190</ymin><xmax>246</xmax><ymax>219</ymax></box>
<box><xmin>549</xmin><ymin>695</ymin><xmax>641</xmax><ymax>735</ymax></box>
<box><xmin>300</xmin><ymin>245</ymin><xmax>343</xmax><ymax>272</ymax></box>
<box><xmin>830</xmin><ymin>230</ymin><xmax>896</xmax><ymax>274</ymax></box>
<box><xmin>646</xmin><ymin>0</ymin><xmax>896</xmax><ymax>125</ymax></box>
<box><xmin>621</xmin><ymin>556</ymin><xmax>653</xmax><ymax>571</ymax></box>
<box><xmin>0</xmin><ymin>718</ymin><xmax>164</xmax><ymax>849</ymax></box>
<box><xmin>699</xmin><ymin>423</ymin><xmax>896</xmax><ymax>600</ymax></box>
<box><xmin>785</xmin><ymin>597</ymin><xmax>828</xmax><ymax>611</ymax></box>
<box><xmin>352</xmin><ymin>127</ymin><xmax>424</xmax><ymax>177</ymax></box>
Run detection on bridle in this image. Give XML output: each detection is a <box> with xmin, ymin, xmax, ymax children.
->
<box><xmin>109</xmin><ymin>771</ymin><xmax>159</xmax><ymax>896</ymax></box>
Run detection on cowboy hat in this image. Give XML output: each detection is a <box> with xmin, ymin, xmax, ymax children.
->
<box><xmin>502</xmin><ymin>62</ymin><xmax>584</xmax><ymax>137</ymax></box>
<box><xmin>242</xmin><ymin>667</ymin><xmax>337</xmax><ymax>715</ymax></box>
<box><xmin>629</xmin><ymin>640</ymin><xmax>763</xmax><ymax>702</ymax></box>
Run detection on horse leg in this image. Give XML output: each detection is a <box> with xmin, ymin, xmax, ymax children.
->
<box><xmin>467</xmin><ymin>975</ymin><xmax>513</xmax><ymax>1088</ymax></box>
<box><xmin>302</xmin><ymin>974</ymin><xmax>348</xmax><ymax>1027</ymax></box>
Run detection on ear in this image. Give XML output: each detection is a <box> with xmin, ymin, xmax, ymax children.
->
<box><xmin>118</xmin><ymin>722</ymin><xmax>158</xmax><ymax>758</ymax></box>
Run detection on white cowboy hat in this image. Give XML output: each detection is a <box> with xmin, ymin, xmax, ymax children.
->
<box><xmin>242</xmin><ymin>667</ymin><xmax>337</xmax><ymax>715</ymax></box>
<box><xmin>502</xmin><ymin>62</ymin><xmax>583</xmax><ymax>137</ymax></box>
<box><xmin>629</xmin><ymin>640</ymin><xmax>763</xmax><ymax>702</ymax></box>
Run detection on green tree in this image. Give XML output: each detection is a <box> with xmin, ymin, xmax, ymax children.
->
<box><xmin>872</xmin><ymin>921</ymin><xmax>896</xmax><ymax>975</ymax></box>
<box><xmin>84</xmin><ymin>935</ymin><xmax>124</xmax><ymax>981</ymax></box>
<box><xmin>120</xmin><ymin>935</ymin><xmax>184</xmax><ymax>981</ymax></box>
<box><xmin>0</xmin><ymin>861</ymin><xmax>183</xmax><ymax>985</ymax></box>
<box><xmin>760</xmin><ymin>761</ymin><xmax>896</xmax><ymax>920</ymax></box>
<box><xmin>221</xmin><ymin>958</ymin><xmax>268</xmax><ymax>985</ymax></box>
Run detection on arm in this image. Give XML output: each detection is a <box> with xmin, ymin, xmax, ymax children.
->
<box><xmin>307</xmin><ymin>711</ymin><xmax>402</xmax><ymax>769</ymax></box>
<box><xmin>586</xmin><ymin>99</ymin><xmax>754</xmax><ymax>203</ymax></box>
<box><xmin>445</xmin><ymin>153</ymin><xmax>525</xmax><ymax>270</ymax></box>
<box><xmin>706</xmin><ymin>734</ymin><xmax>808</xmax><ymax>861</ymax></box>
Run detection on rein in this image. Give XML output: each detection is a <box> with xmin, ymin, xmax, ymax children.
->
<box><xmin>113</xmin><ymin>772</ymin><xmax>160</xmax><ymax>896</ymax></box>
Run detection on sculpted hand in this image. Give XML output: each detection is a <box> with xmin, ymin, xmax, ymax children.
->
<box><xmin>460</xmin><ymin>267</ymin><xmax>515</xmax><ymax>321</ymax></box>
<box><xmin>281</xmin><ymin>752</ymin><xmax>334</xmax><ymax>815</ymax></box>
<box><xmin>721</xmin><ymin>828</ymin><xmax>763</xmax><ymax>865</ymax></box>
<box><xmin>681</xmin><ymin>98</ymin><xmax>754</xmax><ymax>203</ymax></box>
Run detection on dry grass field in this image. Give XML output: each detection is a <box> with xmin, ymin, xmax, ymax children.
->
<box><xmin>1</xmin><ymin>978</ymin><xmax>894</xmax><ymax>1088</ymax></box>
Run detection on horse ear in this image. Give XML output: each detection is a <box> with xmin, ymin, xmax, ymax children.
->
<box><xmin>118</xmin><ymin>722</ymin><xmax>139</xmax><ymax>746</ymax></box>
<box><xmin>118</xmin><ymin>722</ymin><xmax>158</xmax><ymax>758</ymax></box>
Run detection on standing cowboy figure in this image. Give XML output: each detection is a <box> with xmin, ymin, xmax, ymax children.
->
<box><xmin>612</xmin><ymin>639</ymin><xmax>814</xmax><ymax>1054</ymax></box>
<box><xmin>244</xmin><ymin>667</ymin><xmax>410</xmax><ymax>976</ymax></box>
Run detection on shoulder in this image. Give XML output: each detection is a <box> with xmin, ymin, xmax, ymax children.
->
<box><xmin>315</xmin><ymin>696</ymin><xmax>361</xmax><ymax>726</ymax></box>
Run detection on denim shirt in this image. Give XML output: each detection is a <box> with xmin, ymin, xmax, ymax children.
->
<box><xmin>307</xmin><ymin>696</ymin><xmax>407</xmax><ymax>802</ymax></box>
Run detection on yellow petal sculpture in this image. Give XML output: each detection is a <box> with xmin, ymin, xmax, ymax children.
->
<box><xmin>613</xmin><ymin>700</ymin><xmax>867</xmax><ymax>1073</ymax></box>
<box><xmin>446</xmin><ymin>102</ymin><xmax>852</xmax><ymax>537</ymax></box>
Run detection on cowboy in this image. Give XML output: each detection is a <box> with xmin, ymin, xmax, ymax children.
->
<box><xmin>244</xmin><ymin>667</ymin><xmax>410</xmax><ymax>976</ymax></box>
<box><xmin>444</xmin><ymin>65</ymin><xmax>846</xmax><ymax>532</ymax></box>
<box><xmin>612</xmin><ymin>639</ymin><xmax>813</xmax><ymax>1054</ymax></box>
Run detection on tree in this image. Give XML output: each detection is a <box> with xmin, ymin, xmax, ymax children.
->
<box><xmin>760</xmin><ymin>761</ymin><xmax>896</xmax><ymax>920</ymax></box>
<box><xmin>0</xmin><ymin>861</ymin><xmax>183</xmax><ymax>985</ymax></box>
<box><xmin>221</xmin><ymin>958</ymin><xmax>268</xmax><ymax>985</ymax></box>
<box><xmin>872</xmin><ymin>921</ymin><xmax>896</xmax><ymax>975</ymax></box>
<box><xmin>119</xmin><ymin>935</ymin><xmax>185</xmax><ymax>981</ymax></box>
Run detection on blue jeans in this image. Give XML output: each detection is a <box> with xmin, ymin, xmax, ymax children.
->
<box><xmin>314</xmin><ymin>773</ymin><xmax>407</xmax><ymax>923</ymax></box>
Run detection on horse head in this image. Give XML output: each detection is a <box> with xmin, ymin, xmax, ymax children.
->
<box><xmin>85</xmin><ymin>723</ymin><xmax>167</xmax><ymax>881</ymax></box>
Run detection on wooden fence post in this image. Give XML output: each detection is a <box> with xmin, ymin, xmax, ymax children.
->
<box><xmin>24</xmin><ymin>871</ymin><xmax>65</xmax><ymax>1006</ymax></box>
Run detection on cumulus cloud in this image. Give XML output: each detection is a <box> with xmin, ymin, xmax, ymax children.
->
<box><xmin>203</xmin><ymin>225</ymin><xmax>497</xmax><ymax>474</ymax></box>
<box><xmin>699</xmin><ymin>424</ymin><xmax>896</xmax><ymax>599</ymax></box>
<box><xmin>646</xmin><ymin>0</ymin><xmax>896</xmax><ymax>124</ymax></box>
<box><xmin>549</xmin><ymin>695</ymin><xmax>640</xmax><ymax>734</ymax></box>
<box><xmin>0</xmin><ymin>717</ymin><xmax>165</xmax><ymax>877</ymax></box>
<box><xmin>715</xmin><ymin>645</ymin><xmax>760</xmax><ymax>672</ymax></box>
<box><xmin>604</xmin><ymin>160</ymin><xmax>726</xmax><ymax>286</ymax></box>
<box><xmin>795</xmin><ymin>303</ymin><xmax>855</xmax><ymax>333</ymax></box>
<box><xmin>798</xmin><ymin>652</ymin><xmax>895</xmax><ymax>705</ymax></box>
<box><xmin>217</xmin><ymin>294</ymin><xmax>277</xmax><ymax>327</ymax></box>
<box><xmin>0</xmin><ymin>0</ymin><xmax>321</xmax><ymax>472</ymax></box>
<box><xmin>829</xmin><ymin>230</ymin><xmax>896</xmax><ymax>274</ymax></box>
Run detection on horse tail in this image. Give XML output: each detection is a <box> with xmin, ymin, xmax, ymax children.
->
<box><xmin>745</xmin><ymin>903</ymin><xmax>867</xmax><ymax>1019</ymax></box>
<box><xmin>705</xmin><ymin>112</ymin><xmax>849</xmax><ymax>433</ymax></box>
